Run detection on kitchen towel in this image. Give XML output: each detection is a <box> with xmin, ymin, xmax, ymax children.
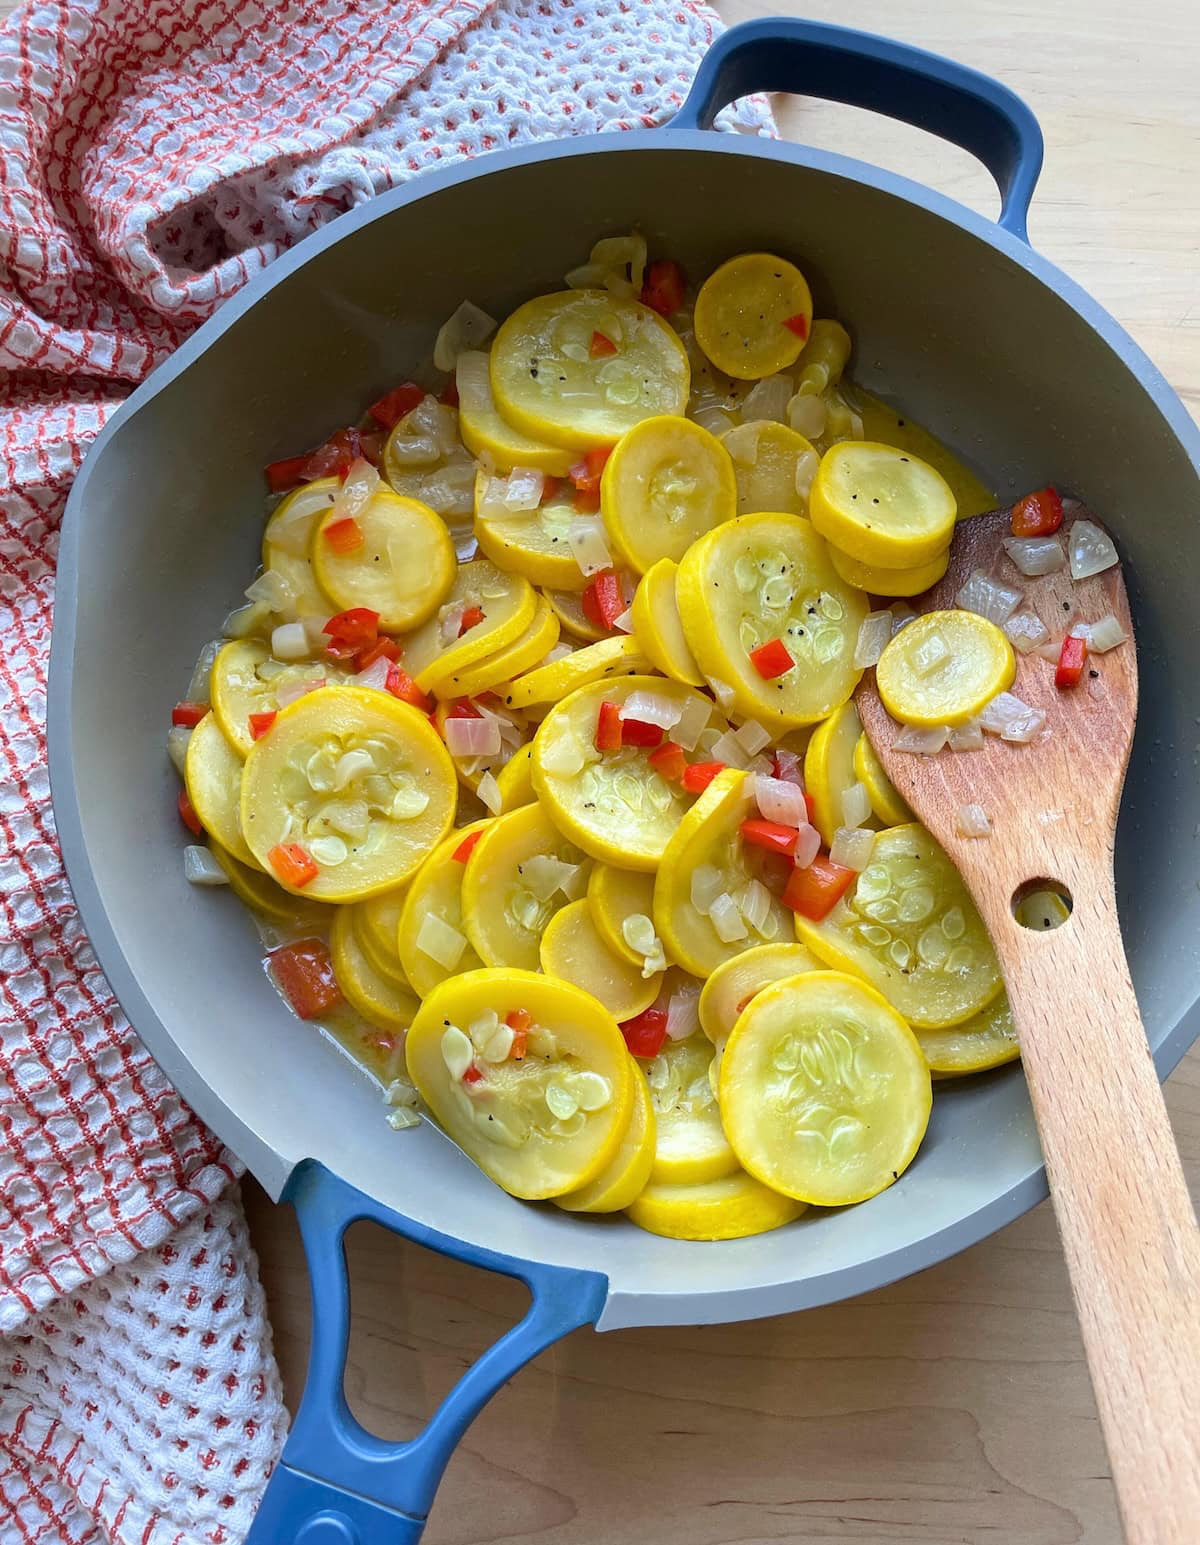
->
<box><xmin>0</xmin><ymin>1</ymin><xmax>768</xmax><ymax>1540</ymax></box>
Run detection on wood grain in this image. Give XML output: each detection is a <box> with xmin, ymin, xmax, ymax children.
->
<box><xmin>857</xmin><ymin>509</ymin><xmax>1200</xmax><ymax>1541</ymax></box>
<box><xmin>6</xmin><ymin>0</ymin><xmax>1194</xmax><ymax>1536</ymax></box>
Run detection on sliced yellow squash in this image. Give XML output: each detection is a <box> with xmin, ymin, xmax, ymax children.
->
<box><xmin>503</xmin><ymin>634</ymin><xmax>652</xmax><ymax>711</ymax></box>
<box><xmin>697</xmin><ymin>941</ymin><xmax>822</xmax><ymax>1047</ymax></box>
<box><xmin>627</xmin><ymin>1168</ymin><xmax>804</xmax><ymax>1240</ymax></box>
<box><xmin>828</xmin><ymin>542</ymin><xmax>950</xmax><ymax>598</ymax></box>
<box><xmin>184</xmin><ymin>710</ymin><xmax>258</xmax><ymax>867</ymax></box>
<box><xmin>433</xmin><ymin>595</ymin><xmax>559</xmax><ymax>701</ymax></box>
<box><xmin>809</xmin><ymin>441</ymin><xmax>957</xmax><ymax>569</ymax></box>
<box><xmin>396</xmin><ymin>821</ymin><xmax>487</xmax><ymax>997</ymax></box>
<box><xmin>918</xmin><ymin>993</ymin><xmax>1020</xmax><ymax>1076</ymax></box>
<box><xmin>311</xmin><ymin>488</ymin><xmax>455</xmax><ymax>632</ymax></box>
<box><xmin>539</xmin><ymin>899</ymin><xmax>662</xmax><ymax>1021</ymax></box>
<box><xmin>853</xmin><ymin>732</ymin><xmax>912</xmax><ymax>827</ymax></box>
<box><xmin>556</xmin><ymin>1067</ymin><xmax>656</xmax><ymax>1214</ymax></box>
<box><xmin>876</xmin><ymin>609</ymin><xmax>1015</xmax><ymax>727</ymax></box>
<box><xmin>587</xmin><ymin>864</ymin><xmax>658</xmax><ymax>969</ymax></box>
<box><xmin>210</xmin><ymin>638</ymin><xmax>350</xmax><ymax>758</ymax></box>
<box><xmin>600</xmin><ymin>415</ymin><xmax>737</xmax><ymax>572</ymax></box>
<box><xmin>645</xmin><ymin>1031</ymin><xmax>737</xmax><ymax>1185</ymax></box>
<box><xmin>722</xmin><ymin>420</ymin><xmax>817</xmax><ymax>518</ymax></box>
<box><xmin>630</xmin><ymin>558</ymin><xmax>705</xmax><ymax>687</ymax></box>
<box><xmin>455</xmin><ymin>350</ymin><xmax>574</xmax><ymax>474</ymax></box>
<box><xmin>804</xmin><ymin>699</ymin><xmax>878</xmax><ymax>847</ymax></box>
<box><xmin>473</xmin><ymin>470</ymin><xmax>588</xmax><ymax>592</ymax></box>
<box><xmin>331</xmin><ymin>905</ymin><xmax>421</xmax><ymax>1033</ymax></box>
<box><xmin>460</xmin><ymin>801</ymin><xmax>588</xmax><ymax>970</ymax></box>
<box><xmin>399</xmin><ymin>559</ymin><xmax>537</xmax><ymax>694</ymax></box>
<box><xmin>693</xmin><ymin>252</ymin><xmax>813</xmax><ymax>380</ymax></box>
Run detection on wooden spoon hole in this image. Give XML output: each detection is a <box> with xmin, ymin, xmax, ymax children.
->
<box><xmin>1011</xmin><ymin>878</ymin><xmax>1074</xmax><ymax>932</ymax></box>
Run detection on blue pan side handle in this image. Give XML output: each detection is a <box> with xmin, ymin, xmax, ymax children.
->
<box><xmin>673</xmin><ymin>17</ymin><xmax>1043</xmax><ymax>242</ymax></box>
<box><xmin>245</xmin><ymin>1160</ymin><xmax>608</xmax><ymax>1545</ymax></box>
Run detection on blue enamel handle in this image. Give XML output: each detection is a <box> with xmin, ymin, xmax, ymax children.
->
<box><xmin>246</xmin><ymin>1161</ymin><xmax>607</xmax><ymax>1544</ymax></box>
<box><xmin>674</xmin><ymin>17</ymin><xmax>1043</xmax><ymax>241</ymax></box>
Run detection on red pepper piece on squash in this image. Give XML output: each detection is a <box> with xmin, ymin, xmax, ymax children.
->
<box><xmin>270</xmin><ymin>938</ymin><xmax>342</xmax><ymax>1019</ymax></box>
<box><xmin>462</xmin><ymin>1062</ymin><xmax>484</xmax><ymax>1084</ymax></box>
<box><xmin>590</xmin><ymin>330</ymin><xmax>618</xmax><ymax>358</ymax></box>
<box><xmin>540</xmin><ymin>475</ymin><xmax>564</xmax><ymax>505</ymax></box>
<box><xmin>264</xmin><ymin>454</ymin><xmax>310</xmax><ymax>494</ymax></box>
<box><xmin>595</xmin><ymin>700</ymin><xmax>623</xmax><ymax>751</ymax></box>
<box><xmin>648</xmin><ymin>740</ymin><xmax>687</xmax><ymax>782</ymax></box>
<box><xmin>453</xmin><ymin>829</ymin><xmax>484</xmax><ymax>863</ymax></box>
<box><xmin>783</xmin><ymin>314</ymin><xmax>809</xmax><ymax>339</ymax></box>
<box><xmin>248</xmin><ymin>710</ymin><xmax>277</xmax><ymax>740</ymax></box>
<box><xmin>740</xmin><ymin>817</ymin><xmax>800</xmax><ymax>858</ymax></box>
<box><xmin>1011</xmin><ymin>486</ymin><xmax>1064</xmax><ymax>537</ymax></box>
<box><xmin>620</xmin><ymin>1006</ymin><xmax>669</xmax><ymax>1059</ymax></box>
<box><xmin>749</xmin><ymin>638</ymin><xmax>794</xmax><ymax>679</ymax></box>
<box><xmin>783</xmin><ymin>855</ymin><xmax>856</xmax><ymax>919</ymax></box>
<box><xmin>581</xmin><ymin>570</ymin><xmax>624</xmax><ymax>632</ymax></box>
<box><xmin>385</xmin><ymin>665</ymin><xmax>430</xmax><ymax>710</ymax></box>
<box><xmin>354</xmin><ymin>636</ymin><xmax>401</xmax><ymax>672</ymax></box>
<box><xmin>681</xmin><ymin>760</ymin><xmax>726</xmax><ymax>794</ymax></box>
<box><xmin>324</xmin><ymin>516</ymin><xmax>364</xmax><ymax>555</ymax></box>
<box><xmin>506</xmin><ymin>1008</ymin><xmax>531</xmax><ymax>1061</ymax></box>
<box><xmin>620</xmin><ymin>717</ymin><xmax>664</xmax><ymax>748</ymax></box>
<box><xmin>323</xmin><ymin>608</ymin><xmax>380</xmax><ymax>649</ymax></box>
<box><xmin>268</xmin><ymin>842</ymin><xmax>320</xmax><ymax>889</ymax></box>
<box><xmin>459</xmin><ymin>605</ymin><xmax>485</xmax><ymax>634</ymax></box>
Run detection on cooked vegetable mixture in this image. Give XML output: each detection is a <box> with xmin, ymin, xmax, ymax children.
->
<box><xmin>168</xmin><ymin>235</ymin><xmax>1126</xmax><ymax>1242</ymax></box>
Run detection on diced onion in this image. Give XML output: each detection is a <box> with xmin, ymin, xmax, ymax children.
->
<box><xmin>722</xmin><ymin>422</ymin><xmax>762</xmax><ymax>467</ymax></box>
<box><xmin>621</xmin><ymin>691</ymin><xmax>683</xmax><ymax>730</ymax></box>
<box><xmin>1002</xmin><ymin>535</ymin><xmax>1066</xmax><ymax>576</ymax></box>
<box><xmin>330</xmin><ymin>458</ymin><xmax>382</xmax><ymax>523</ymax></box>
<box><xmin>666</xmin><ymin>984</ymin><xmax>701</xmax><ymax>1042</ymax></box>
<box><xmin>477</xmin><ymin>771</ymin><xmax>502</xmax><ymax>813</ymax></box>
<box><xmin>184</xmin><ymin>846</ymin><xmax>228</xmax><ymax>886</ymax></box>
<box><xmin>755</xmin><ymin>774</ymin><xmax>807</xmax><ymax>827</ymax></box>
<box><xmin>948</xmin><ymin>719</ymin><xmax>985</xmax><ymax>751</ymax></box>
<box><xmin>735</xmin><ymin>878</ymin><xmax>773</xmax><ymax>933</ymax></box>
<box><xmin>841</xmin><ymin>780</ymin><xmax>872</xmax><ymax>829</ymax></box>
<box><xmin>1084</xmin><ymin>613</ymin><xmax>1127</xmax><ymax>652</ymax></box>
<box><xmin>734</xmin><ymin>719</ymin><xmax>772</xmax><ymax>755</ymax></box>
<box><xmin>793</xmin><ymin>449</ymin><xmax>820</xmax><ymax>500</ymax></box>
<box><xmin>708</xmin><ymin>892</ymin><xmax>749</xmax><ymax>943</ymax></box>
<box><xmin>709</xmin><ymin>730</ymin><xmax>748</xmax><ymax>768</ymax></box>
<box><xmin>690</xmin><ymin>864</ymin><xmax>725</xmax><ymax>915</ymax></box>
<box><xmin>1003</xmin><ymin>612</ymin><xmax>1050</xmax><ymax>654</ymax></box>
<box><xmin>693</xmin><ymin>405</ymin><xmax>737</xmax><ymax>437</ymax></box>
<box><xmin>707</xmin><ymin>676</ymin><xmax>736</xmax><ymax>710</ymax></box>
<box><xmin>955</xmin><ymin>803</ymin><xmax>992</xmax><ymax>838</ymax></box>
<box><xmin>672</xmin><ymin>694</ymin><xmax>712</xmax><ymax>751</ymax></box>
<box><xmin>278</xmin><ymin>674</ymin><xmax>326</xmax><ymax>708</ymax></box>
<box><xmin>271</xmin><ymin>621</ymin><xmax>311</xmax><ymax>661</ymax></box>
<box><xmin>793</xmin><ymin>822</ymin><xmax>822</xmax><ymax>869</ymax></box>
<box><xmin>166</xmin><ymin>725</ymin><xmax>192</xmax><ymax>776</ymax></box>
<box><xmin>830</xmin><ymin>826</ymin><xmax>875</xmax><ymax>871</ymax></box>
<box><xmin>454</xmin><ymin>350</ymin><xmax>492</xmax><ymax>414</ymax></box>
<box><xmin>504</xmin><ymin>467</ymin><xmax>545</xmax><ymax>510</ymax></box>
<box><xmin>771</xmin><ymin>748</ymin><xmax>803</xmax><ymax>787</ymax></box>
<box><xmin>440</xmin><ymin>1024</ymin><xmax>474</xmax><ymax>1079</ymax></box>
<box><xmin>244</xmin><ymin>567</ymin><xmax>294</xmax><ymax>613</ymax></box>
<box><xmin>223</xmin><ymin>599</ymin><xmax>271</xmax><ymax>638</ymax></box>
<box><xmin>433</xmin><ymin>300</ymin><xmax>496</xmax><ymax>372</ymax></box>
<box><xmin>542</xmin><ymin>642</ymin><xmax>576</xmax><ymax>666</ymax></box>
<box><xmin>267</xmin><ymin>491</ymin><xmax>334</xmax><ymax>557</ymax></box>
<box><xmin>854</xmin><ymin>611</ymin><xmax>893</xmax><ymax>668</ymax></box>
<box><xmin>387</xmin><ymin>1106</ymin><xmax>422</xmax><ymax>1130</ymax></box>
<box><xmin>889</xmin><ymin>603</ymin><xmax>918</xmax><ymax>634</ymax></box>
<box><xmin>186</xmin><ymin>640</ymin><xmax>220</xmax><ymax>703</ymax></box>
<box><xmin>417</xmin><ymin>913</ymin><xmax>468</xmax><ymax>970</ymax></box>
<box><xmin>445</xmin><ymin>715</ymin><xmax>502</xmax><ymax>759</ymax></box>
<box><xmin>439</xmin><ymin>600</ymin><xmax>466</xmax><ymax>644</ymax></box>
<box><xmin>1034</xmin><ymin>639</ymin><xmax>1063</xmax><ymax>662</ymax></box>
<box><xmin>787</xmin><ymin>391</ymin><xmax>827</xmax><ymax>440</ymax></box>
<box><xmin>979</xmin><ymin>690</ymin><xmax>1046</xmax><ymax>743</ymax></box>
<box><xmin>955</xmin><ymin>569</ymin><xmax>1022</xmax><ymax>625</ymax></box>
<box><xmin>567</xmin><ymin>517</ymin><xmax>612</xmax><ymax>577</ymax></box>
<box><xmin>893</xmin><ymin>724</ymin><xmax>949</xmax><ymax>755</ymax></box>
<box><xmin>539</xmin><ymin>726</ymin><xmax>586</xmax><ymax>777</ymax></box>
<box><xmin>1068</xmin><ymin>519</ymin><xmax>1118</xmax><ymax>581</ymax></box>
<box><xmin>741</xmin><ymin>375</ymin><xmax>792</xmax><ymax>424</ymax></box>
<box><xmin>612</xmin><ymin>606</ymin><xmax>635</xmax><ymax>633</ymax></box>
<box><xmin>522</xmin><ymin>854</ymin><xmax>579</xmax><ymax>901</ymax></box>
<box><xmin>302</xmin><ymin>614</ymin><xmax>333</xmax><ymax>648</ymax></box>
<box><xmin>353</xmin><ymin>655</ymin><xmax>391</xmax><ymax>693</ymax></box>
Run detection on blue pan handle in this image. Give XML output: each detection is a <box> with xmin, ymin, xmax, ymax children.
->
<box><xmin>674</xmin><ymin>17</ymin><xmax>1043</xmax><ymax>241</ymax></box>
<box><xmin>246</xmin><ymin>1160</ymin><xmax>608</xmax><ymax>1544</ymax></box>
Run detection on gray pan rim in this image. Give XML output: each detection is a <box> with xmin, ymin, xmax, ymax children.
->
<box><xmin>48</xmin><ymin>128</ymin><xmax>1200</xmax><ymax>1328</ymax></box>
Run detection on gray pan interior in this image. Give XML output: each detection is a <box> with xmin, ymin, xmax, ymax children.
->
<box><xmin>49</xmin><ymin>134</ymin><xmax>1200</xmax><ymax>1330</ymax></box>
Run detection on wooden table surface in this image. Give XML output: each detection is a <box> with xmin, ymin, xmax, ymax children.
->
<box><xmin>242</xmin><ymin>3</ymin><xmax>1198</xmax><ymax>1541</ymax></box>
<box><xmin>10</xmin><ymin>0</ymin><xmax>1192</xmax><ymax>1536</ymax></box>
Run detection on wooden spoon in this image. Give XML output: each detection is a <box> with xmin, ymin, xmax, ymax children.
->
<box><xmin>856</xmin><ymin>502</ymin><xmax>1200</xmax><ymax>1543</ymax></box>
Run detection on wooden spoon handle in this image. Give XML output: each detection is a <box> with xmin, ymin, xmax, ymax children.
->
<box><xmin>985</xmin><ymin>864</ymin><xmax>1200</xmax><ymax>1542</ymax></box>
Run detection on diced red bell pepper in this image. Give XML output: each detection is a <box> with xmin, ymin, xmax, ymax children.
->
<box><xmin>301</xmin><ymin>426</ymin><xmax>382</xmax><ymax>483</ymax></box>
<box><xmin>783</xmin><ymin>313</ymin><xmax>809</xmax><ymax>339</ymax></box>
<box><xmin>369</xmin><ymin>381</ymin><xmax>424</xmax><ymax>430</ymax></box>
<box><xmin>462</xmin><ymin>1062</ymin><xmax>484</xmax><ymax>1084</ymax></box>
<box><xmin>540</xmin><ymin>475</ymin><xmax>564</xmax><ymax>505</ymax></box>
<box><xmin>177</xmin><ymin>788</ymin><xmax>203</xmax><ymax>836</ymax></box>
<box><xmin>640</xmin><ymin>259</ymin><xmax>686</xmax><ymax>318</ymax></box>
<box><xmin>783</xmin><ymin>855</ymin><xmax>856</xmax><ymax>920</ymax></box>
<box><xmin>740</xmin><ymin>817</ymin><xmax>800</xmax><ymax>858</ymax></box>
<box><xmin>248</xmin><ymin>710</ymin><xmax>277</xmax><ymax>740</ymax></box>
<box><xmin>749</xmin><ymin>638</ymin><xmax>794</xmax><ymax>680</ymax></box>
<box><xmin>568</xmin><ymin>445</ymin><xmax>613</xmax><ymax>511</ymax></box>
<box><xmin>506</xmin><ymin>1008</ymin><xmax>532</xmax><ymax>1032</ymax></box>
<box><xmin>265</xmin><ymin>454</ymin><xmax>310</xmax><ymax>493</ymax></box>
<box><xmin>447</xmin><ymin>699</ymin><xmax>483</xmax><ymax>719</ymax></box>
<box><xmin>648</xmin><ymin>740</ymin><xmax>686</xmax><ymax>781</ymax></box>
<box><xmin>506</xmin><ymin>1008</ymin><xmax>531</xmax><ymax>1061</ymax></box>
<box><xmin>453</xmin><ymin>829</ymin><xmax>483</xmax><ymax>863</ymax></box>
<box><xmin>1011</xmin><ymin>486</ymin><xmax>1064</xmax><ymax>537</ymax></box>
<box><xmin>355</xmin><ymin>636</ymin><xmax>401</xmax><ymax>672</ymax></box>
<box><xmin>270</xmin><ymin>938</ymin><xmax>341</xmax><ymax>1019</ymax></box>
<box><xmin>1055</xmin><ymin>633</ymin><xmax>1087</xmax><ymax>688</ymax></box>
<box><xmin>171</xmin><ymin>700</ymin><xmax>208</xmax><ymax>728</ymax></box>
<box><xmin>595</xmin><ymin>700</ymin><xmax>623</xmax><ymax>751</ymax></box>
<box><xmin>508</xmin><ymin>1026</ymin><xmax>528</xmax><ymax>1060</ymax></box>
<box><xmin>590</xmin><ymin>330</ymin><xmax>618</xmax><ymax>358</ymax></box>
<box><xmin>621</xmin><ymin>716</ymin><xmax>664</xmax><ymax>748</ymax></box>
<box><xmin>323</xmin><ymin>608</ymin><xmax>380</xmax><ymax>649</ymax></box>
<box><xmin>681</xmin><ymin>760</ymin><xmax>726</xmax><ymax>794</ymax></box>
<box><xmin>581</xmin><ymin>570</ymin><xmax>624</xmax><ymax>632</ymax></box>
<box><xmin>459</xmin><ymin>604</ymin><xmax>485</xmax><ymax>634</ymax></box>
<box><xmin>440</xmin><ymin>379</ymin><xmax>459</xmax><ymax>408</ymax></box>
<box><xmin>620</xmin><ymin>1006</ymin><xmax>669</xmax><ymax>1059</ymax></box>
<box><xmin>268</xmin><ymin>842</ymin><xmax>320</xmax><ymax>889</ymax></box>
<box><xmin>574</xmin><ymin>483</ymin><xmax>602</xmax><ymax>514</ymax></box>
<box><xmin>324</xmin><ymin>516</ymin><xmax>365</xmax><ymax>555</ymax></box>
<box><xmin>385</xmin><ymin>665</ymin><xmax>430</xmax><ymax>710</ymax></box>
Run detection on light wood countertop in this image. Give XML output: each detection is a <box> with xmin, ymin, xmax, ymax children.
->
<box><xmin>244</xmin><ymin>4</ymin><xmax>1198</xmax><ymax>1541</ymax></box>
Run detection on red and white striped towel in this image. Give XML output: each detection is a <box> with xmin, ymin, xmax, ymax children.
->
<box><xmin>0</xmin><ymin>2</ymin><xmax>768</xmax><ymax>1539</ymax></box>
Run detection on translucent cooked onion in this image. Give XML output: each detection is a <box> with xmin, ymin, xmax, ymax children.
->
<box><xmin>793</xmin><ymin>822</ymin><xmax>821</xmax><ymax>869</ymax></box>
<box><xmin>331</xmin><ymin>458</ymin><xmax>382</xmax><ymax>522</ymax></box>
<box><xmin>741</xmin><ymin>375</ymin><xmax>792</xmax><ymax>424</ymax></box>
<box><xmin>722</xmin><ymin>422</ymin><xmax>762</xmax><ymax>467</ymax></box>
<box><xmin>734</xmin><ymin>719</ymin><xmax>772</xmax><ymax>755</ymax></box>
<box><xmin>948</xmin><ymin>719</ymin><xmax>984</xmax><ymax>751</ymax></box>
<box><xmin>1083</xmin><ymin>613</ymin><xmax>1127</xmax><ymax>652</ymax></box>
<box><xmin>244</xmin><ymin>567</ymin><xmax>294</xmax><ymax>612</ymax></box>
<box><xmin>793</xmin><ymin>449</ymin><xmax>820</xmax><ymax>500</ymax></box>
<box><xmin>755</xmin><ymin>774</ymin><xmax>807</xmax><ymax>827</ymax></box>
<box><xmin>503</xmin><ymin>467</ymin><xmax>544</xmax><ymax>510</ymax></box>
<box><xmin>302</xmin><ymin>614</ymin><xmax>333</xmax><ymax>648</ymax></box>
<box><xmin>841</xmin><ymin>780</ymin><xmax>872</xmax><ymax>829</ymax></box>
<box><xmin>567</xmin><ymin>517</ymin><xmax>612</xmax><ymax>577</ymax></box>
<box><xmin>223</xmin><ymin>599</ymin><xmax>272</xmax><ymax>639</ymax></box>
<box><xmin>166</xmin><ymin>725</ymin><xmax>192</xmax><ymax>776</ymax></box>
<box><xmin>1034</xmin><ymin>639</ymin><xmax>1063</xmax><ymax>662</ymax></box>
<box><xmin>439</xmin><ymin>600</ymin><xmax>466</xmax><ymax>644</ymax></box>
<box><xmin>955</xmin><ymin>569</ymin><xmax>1022</xmax><ymax>625</ymax></box>
<box><xmin>771</xmin><ymin>748</ymin><xmax>803</xmax><ymax>787</ymax></box>
<box><xmin>445</xmin><ymin>715</ymin><xmax>502</xmax><ymax>758</ymax></box>
<box><xmin>735</xmin><ymin>877</ymin><xmax>773</xmax><ymax>933</ymax></box>
<box><xmin>666</xmin><ymin>984</ymin><xmax>701</xmax><ymax>1041</ymax></box>
<box><xmin>979</xmin><ymin>690</ymin><xmax>1046</xmax><ymax>743</ymax></box>
<box><xmin>693</xmin><ymin>405</ymin><xmax>737</xmax><ymax>437</ymax></box>
<box><xmin>522</xmin><ymin>854</ymin><xmax>579</xmax><ymax>901</ymax></box>
<box><xmin>708</xmin><ymin>892</ymin><xmax>749</xmax><ymax>943</ymax></box>
<box><xmin>1003</xmin><ymin>612</ymin><xmax>1050</xmax><ymax>654</ymax></box>
<box><xmin>707</xmin><ymin>676</ymin><xmax>736</xmax><ymax>711</ymax></box>
<box><xmin>889</xmin><ymin>602</ymin><xmax>918</xmax><ymax>634</ymax></box>
<box><xmin>186</xmin><ymin>640</ymin><xmax>220</xmax><ymax>702</ymax></box>
<box><xmin>893</xmin><ymin>724</ymin><xmax>949</xmax><ymax>755</ymax></box>
<box><xmin>539</xmin><ymin>726</ymin><xmax>586</xmax><ymax>777</ymax></box>
<box><xmin>1002</xmin><ymin>535</ymin><xmax>1066</xmax><ymax>576</ymax></box>
<box><xmin>787</xmin><ymin>391</ymin><xmax>827</xmax><ymax>440</ymax></box>
<box><xmin>417</xmin><ymin>913</ymin><xmax>468</xmax><ymax>970</ymax></box>
<box><xmin>955</xmin><ymin>803</ymin><xmax>992</xmax><ymax>838</ymax></box>
<box><xmin>387</xmin><ymin>433</ymin><xmax>441</xmax><ymax>468</ymax></box>
<box><xmin>1069</xmin><ymin>519</ymin><xmax>1118</xmax><ymax>580</ymax></box>
<box><xmin>477</xmin><ymin>770</ymin><xmax>502</xmax><ymax>813</ymax></box>
<box><xmin>433</xmin><ymin>300</ymin><xmax>497</xmax><ymax>372</ymax></box>
<box><xmin>184</xmin><ymin>846</ymin><xmax>228</xmax><ymax>886</ymax></box>
<box><xmin>830</xmin><ymin>826</ymin><xmax>875</xmax><ymax>871</ymax></box>
<box><xmin>271</xmin><ymin>621</ymin><xmax>310</xmax><ymax>661</ymax></box>
<box><xmin>672</xmin><ymin>694</ymin><xmax>712</xmax><ymax>751</ymax></box>
<box><xmin>454</xmin><ymin>350</ymin><xmax>492</xmax><ymax>413</ymax></box>
<box><xmin>690</xmin><ymin>863</ymin><xmax>725</xmax><ymax>915</ymax></box>
<box><xmin>854</xmin><ymin>611</ymin><xmax>893</xmax><ymax>668</ymax></box>
<box><xmin>709</xmin><ymin>729</ymin><xmax>748</xmax><ymax>768</ymax></box>
<box><xmin>277</xmin><ymin>674</ymin><xmax>327</xmax><ymax>708</ymax></box>
<box><xmin>621</xmin><ymin>690</ymin><xmax>683</xmax><ymax>730</ymax></box>
<box><xmin>266</xmin><ymin>491</ymin><xmax>334</xmax><ymax>557</ymax></box>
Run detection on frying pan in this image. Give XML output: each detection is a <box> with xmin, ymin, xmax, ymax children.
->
<box><xmin>48</xmin><ymin>17</ymin><xmax>1200</xmax><ymax>1543</ymax></box>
